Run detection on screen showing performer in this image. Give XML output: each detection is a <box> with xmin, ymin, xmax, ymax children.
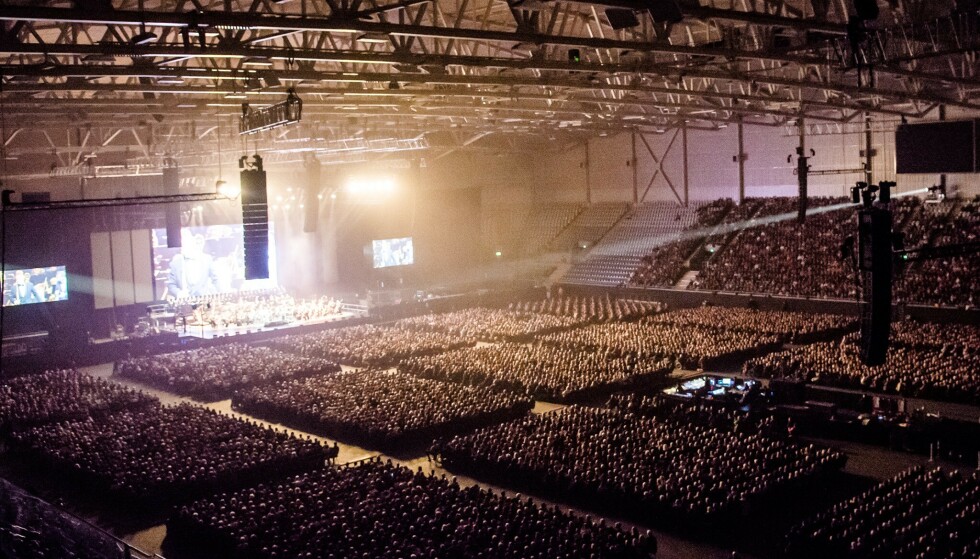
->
<box><xmin>1</xmin><ymin>266</ymin><xmax>69</xmax><ymax>306</ymax></box>
<box><xmin>152</xmin><ymin>225</ymin><xmax>276</xmax><ymax>300</ymax></box>
<box><xmin>372</xmin><ymin>237</ymin><xmax>414</xmax><ymax>268</ymax></box>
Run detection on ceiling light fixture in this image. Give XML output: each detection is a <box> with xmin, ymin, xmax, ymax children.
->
<box><xmin>242</xmin><ymin>56</ymin><xmax>273</xmax><ymax>66</ymax></box>
<box><xmin>356</xmin><ymin>32</ymin><xmax>390</xmax><ymax>44</ymax></box>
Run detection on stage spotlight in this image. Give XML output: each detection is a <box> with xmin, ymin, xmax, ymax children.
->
<box><xmin>344</xmin><ymin>176</ymin><xmax>396</xmax><ymax>196</ymax></box>
<box><xmin>216</xmin><ymin>179</ymin><xmax>240</xmax><ymax>199</ymax></box>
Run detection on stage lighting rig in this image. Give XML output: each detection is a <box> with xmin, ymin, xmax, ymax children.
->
<box><xmin>240</xmin><ymin>89</ymin><xmax>302</xmax><ymax>135</ymax></box>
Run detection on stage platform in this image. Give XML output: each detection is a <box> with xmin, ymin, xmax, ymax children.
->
<box><xmin>173</xmin><ymin>311</ymin><xmax>360</xmax><ymax>340</ymax></box>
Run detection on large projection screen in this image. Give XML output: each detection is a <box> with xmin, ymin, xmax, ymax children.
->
<box><xmin>372</xmin><ymin>237</ymin><xmax>414</xmax><ymax>268</ymax></box>
<box><xmin>152</xmin><ymin>224</ymin><xmax>276</xmax><ymax>300</ymax></box>
<box><xmin>2</xmin><ymin>266</ymin><xmax>69</xmax><ymax>307</ymax></box>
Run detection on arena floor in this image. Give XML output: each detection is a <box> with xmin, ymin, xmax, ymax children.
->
<box><xmin>5</xmin><ymin>361</ymin><xmax>954</xmax><ymax>559</ymax></box>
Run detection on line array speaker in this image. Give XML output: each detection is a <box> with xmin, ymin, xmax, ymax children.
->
<box><xmin>162</xmin><ymin>166</ymin><xmax>182</xmax><ymax>248</ymax></box>
<box><xmin>241</xmin><ymin>164</ymin><xmax>270</xmax><ymax>280</ymax></box>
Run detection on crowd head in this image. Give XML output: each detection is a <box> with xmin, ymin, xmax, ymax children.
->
<box><xmin>173</xmin><ymin>459</ymin><xmax>659</xmax><ymax>559</ymax></box>
<box><xmin>232</xmin><ymin>369</ymin><xmax>532</xmax><ymax>450</ymax></box>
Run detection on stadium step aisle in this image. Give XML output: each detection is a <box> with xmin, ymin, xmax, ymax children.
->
<box><xmin>675</xmin><ymin>269</ymin><xmax>700</xmax><ymax>289</ymax></box>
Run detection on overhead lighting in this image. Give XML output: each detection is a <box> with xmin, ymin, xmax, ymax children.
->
<box><xmin>242</xmin><ymin>56</ymin><xmax>273</xmax><ymax>67</ymax></box>
<box><xmin>156</xmin><ymin>76</ymin><xmax>185</xmax><ymax>85</ymax></box>
<box><xmin>131</xmin><ymin>30</ymin><xmax>158</xmax><ymax>45</ymax></box>
<box><xmin>224</xmin><ymin>92</ymin><xmax>247</xmax><ymax>99</ymax></box>
<box><xmin>216</xmin><ymin>179</ymin><xmax>240</xmax><ymax>199</ymax></box>
<box><xmin>240</xmin><ymin>88</ymin><xmax>303</xmax><ymax>134</ymax></box>
<box><xmin>356</xmin><ymin>32</ymin><xmax>389</xmax><ymax>44</ymax></box>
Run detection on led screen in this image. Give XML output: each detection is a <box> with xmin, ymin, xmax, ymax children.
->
<box><xmin>152</xmin><ymin>225</ymin><xmax>276</xmax><ymax>300</ymax></box>
<box><xmin>2</xmin><ymin>266</ymin><xmax>68</xmax><ymax>306</ymax></box>
<box><xmin>372</xmin><ymin>237</ymin><xmax>414</xmax><ymax>268</ymax></box>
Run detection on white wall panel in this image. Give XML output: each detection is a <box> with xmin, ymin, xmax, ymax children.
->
<box><xmin>130</xmin><ymin>229</ymin><xmax>155</xmax><ymax>303</ymax></box>
<box><xmin>90</xmin><ymin>232</ymin><xmax>114</xmax><ymax>310</ymax></box>
<box><xmin>110</xmin><ymin>230</ymin><xmax>135</xmax><ymax>306</ymax></box>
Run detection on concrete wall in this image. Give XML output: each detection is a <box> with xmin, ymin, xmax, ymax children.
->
<box><xmin>530</xmin><ymin>113</ymin><xmax>980</xmax><ymax>204</ymax></box>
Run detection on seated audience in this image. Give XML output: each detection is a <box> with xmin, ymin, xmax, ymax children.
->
<box><xmin>117</xmin><ymin>344</ymin><xmax>341</xmax><ymax>401</ymax></box>
<box><xmin>538</xmin><ymin>321</ymin><xmax>782</xmax><ymax>369</ymax></box>
<box><xmin>0</xmin><ymin>369</ymin><xmax>157</xmax><ymax>432</ymax></box>
<box><xmin>267</xmin><ymin>324</ymin><xmax>475</xmax><ymax>367</ymax></box>
<box><xmin>232</xmin><ymin>369</ymin><xmax>532</xmax><ymax>450</ymax></box>
<box><xmin>399</xmin><ymin>343</ymin><xmax>673</xmax><ymax>402</ymax></box>
<box><xmin>510</xmin><ymin>295</ymin><xmax>665</xmax><ymax>322</ymax></box>
<box><xmin>0</xmin><ymin>478</ymin><xmax>129</xmax><ymax>559</ymax></box>
<box><xmin>744</xmin><ymin>339</ymin><xmax>980</xmax><ymax>406</ymax></box>
<box><xmin>394</xmin><ymin>307</ymin><xmax>581</xmax><ymax>341</ymax></box>
<box><xmin>786</xmin><ymin>466</ymin><xmax>980</xmax><ymax>559</ymax></box>
<box><xmin>435</xmin><ymin>406</ymin><xmax>845</xmax><ymax>522</ymax></box>
<box><xmin>172</xmin><ymin>458</ymin><xmax>658</xmax><ymax>559</ymax></box>
<box><xmin>644</xmin><ymin>307</ymin><xmax>854</xmax><ymax>342</ymax></box>
<box><xmin>10</xmin><ymin>404</ymin><xmax>326</xmax><ymax>504</ymax></box>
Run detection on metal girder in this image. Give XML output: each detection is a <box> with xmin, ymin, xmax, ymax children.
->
<box><xmin>0</xmin><ymin>4</ymin><xmax>972</xmax><ymax>113</ymax></box>
<box><xmin>0</xmin><ymin>0</ymin><xmax>973</xmax><ymax>171</ymax></box>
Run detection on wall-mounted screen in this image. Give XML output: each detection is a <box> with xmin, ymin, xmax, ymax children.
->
<box><xmin>2</xmin><ymin>266</ymin><xmax>69</xmax><ymax>306</ymax></box>
<box><xmin>372</xmin><ymin>237</ymin><xmax>414</xmax><ymax>268</ymax></box>
<box><xmin>152</xmin><ymin>225</ymin><xmax>276</xmax><ymax>300</ymax></box>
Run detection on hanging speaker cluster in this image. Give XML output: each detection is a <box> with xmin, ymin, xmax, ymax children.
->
<box><xmin>240</xmin><ymin>155</ymin><xmax>270</xmax><ymax>280</ymax></box>
<box><xmin>163</xmin><ymin>165</ymin><xmax>182</xmax><ymax>248</ymax></box>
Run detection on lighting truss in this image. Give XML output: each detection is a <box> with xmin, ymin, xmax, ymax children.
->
<box><xmin>240</xmin><ymin>89</ymin><xmax>302</xmax><ymax>135</ymax></box>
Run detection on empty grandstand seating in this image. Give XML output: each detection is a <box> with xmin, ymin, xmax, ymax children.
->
<box><xmin>563</xmin><ymin>202</ymin><xmax>701</xmax><ymax>286</ymax></box>
<box><xmin>561</xmin><ymin>255</ymin><xmax>643</xmax><ymax>287</ymax></box>
<box><xmin>592</xmin><ymin>202</ymin><xmax>702</xmax><ymax>257</ymax></box>
<box><xmin>520</xmin><ymin>204</ymin><xmax>583</xmax><ymax>255</ymax></box>
<box><xmin>548</xmin><ymin>202</ymin><xmax>629</xmax><ymax>251</ymax></box>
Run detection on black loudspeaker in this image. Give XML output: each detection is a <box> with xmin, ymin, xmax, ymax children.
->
<box><xmin>857</xmin><ymin>206</ymin><xmax>892</xmax><ymax>366</ymax></box>
<box><xmin>240</xmin><ymin>161</ymin><xmax>270</xmax><ymax>280</ymax></box>
<box><xmin>853</xmin><ymin>0</ymin><xmax>880</xmax><ymax>21</ymax></box>
<box><xmin>606</xmin><ymin>8</ymin><xmax>640</xmax><ymax>29</ymax></box>
<box><xmin>163</xmin><ymin>166</ymin><xmax>182</xmax><ymax>248</ymax></box>
<box><xmin>797</xmin><ymin>156</ymin><xmax>809</xmax><ymax>223</ymax></box>
<box><xmin>304</xmin><ymin>158</ymin><xmax>320</xmax><ymax>233</ymax></box>
<box><xmin>647</xmin><ymin>1</ymin><xmax>683</xmax><ymax>23</ymax></box>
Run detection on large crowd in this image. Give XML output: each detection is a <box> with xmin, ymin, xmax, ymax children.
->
<box><xmin>508</xmin><ymin>295</ymin><xmax>665</xmax><ymax>322</ymax></box>
<box><xmin>629</xmin><ymin>199</ymin><xmax>738</xmax><ymax>288</ymax></box>
<box><xmin>645</xmin><ymin>306</ymin><xmax>855</xmax><ymax>342</ymax></box>
<box><xmin>538</xmin><ymin>321</ymin><xmax>783</xmax><ymax>369</ymax></box>
<box><xmin>172</xmin><ymin>459</ymin><xmax>658</xmax><ymax>559</ymax></box>
<box><xmin>1</xmin><ymin>479</ymin><xmax>131</xmax><ymax>559</ymax></box>
<box><xmin>116</xmin><ymin>344</ymin><xmax>341</xmax><ymax>401</ymax></box>
<box><xmin>0</xmin><ymin>370</ymin><xmax>157</xmax><ymax>432</ymax></box>
<box><xmin>169</xmin><ymin>289</ymin><xmax>345</xmax><ymax>329</ymax></box>
<box><xmin>435</xmin><ymin>406</ymin><xmax>845</xmax><ymax>523</ymax></box>
<box><xmin>691</xmin><ymin>198</ymin><xmax>856</xmax><ymax>299</ymax></box>
<box><xmin>231</xmin><ymin>370</ymin><xmax>532</xmax><ymax>450</ymax></box>
<box><xmin>9</xmin><ymin>404</ymin><xmax>327</xmax><ymax>504</ymax></box>
<box><xmin>890</xmin><ymin>319</ymin><xmax>980</xmax><ymax>353</ymax></box>
<box><xmin>786</xmin><ymin>466</ymin><xmax>980</xmax><ymax>559</ymax></box>
<box><xmin>393</xmin><ymin>307</ymin><xmax>581</xmax><ymax>341</ymax></box>
<box><xmin>743</xmin><ymin>339</ymin><xmax>980</xmax><ymax>405</ymax></box>
<box><xmin>398</xmin><ymin>343</ymin><xmax>673</xmax><ymax>402</ymax></box>
<box><xmin>266</xmin><ymin>324</ymin><xmax>474</xmax><ymax>367</ymax></box>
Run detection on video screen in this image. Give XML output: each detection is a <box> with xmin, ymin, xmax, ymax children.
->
<box><xmin>152</xmin><ymin>225</ymin><xmax>276</xmax><ymax>300</ymax></box>
<box><xmin>2</xmin><ymin>266</ymin><xmax>69</xmax><ymax>306</ymax></box>
<box><xmin>372</xmin><ymin>237</ymin><xmax>414</xmax><ymax>268</ymax></box>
